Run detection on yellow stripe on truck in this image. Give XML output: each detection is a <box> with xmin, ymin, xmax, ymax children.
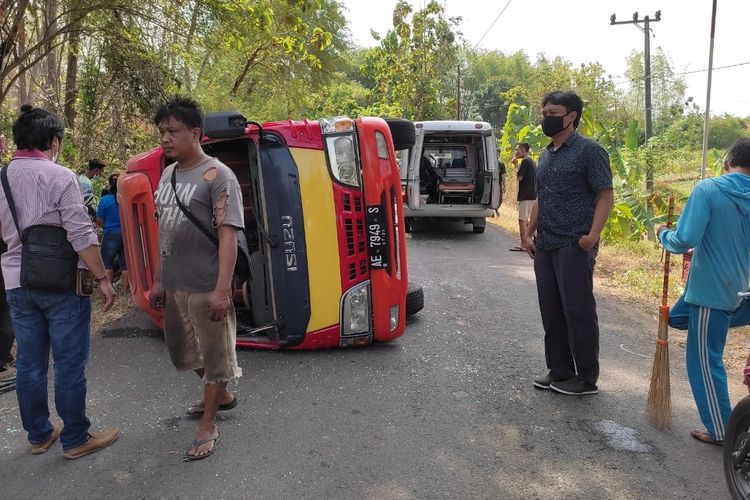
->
<box><xmin>289</xmin><ymin>147</ymin><xmax>342</xmax><ymax>332</ymax></box>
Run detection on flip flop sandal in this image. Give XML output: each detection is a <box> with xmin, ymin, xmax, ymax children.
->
<box><xmin>690</xmin><ymin>429</ymin><xmax>723</xmax><ymax>446</ymax></box>
<box><xmin>183</xmin><ymin>432</ymin><xmax>220</xmax><ymax>462</ymax></box>
<box><xmin>186</xmin><ymin>396</ymin><xmax>238</xmax><ymax>416</ymax></box>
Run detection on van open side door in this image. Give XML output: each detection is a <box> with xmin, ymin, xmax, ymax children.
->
<box><xmin>405</xmin><ymin>130</ymin><xmax>424</xmax><ymax>210</ymax></box>
<box><xmin>484</xmin><ymin>134</ymin><xmax>502</xmax><ymax>209</ymax></box>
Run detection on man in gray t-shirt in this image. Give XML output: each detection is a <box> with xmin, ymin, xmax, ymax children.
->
<box><xmin>155</xmin><ymin>158</ymin><xmax>244</xmax><ymax>291</ymax></box>
<box><xmin>150</xmin><ymin>96</ymin><xmax>244</xmax><ymax>462</ymax></box>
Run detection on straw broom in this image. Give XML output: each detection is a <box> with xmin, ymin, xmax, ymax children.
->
<box><xmin>646</xmin><ymin>193</ymin><xmax>676</xmax><ymax>430</ymax></box>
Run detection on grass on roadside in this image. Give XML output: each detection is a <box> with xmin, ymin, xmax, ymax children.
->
<box><xmin>90</xmin><ymin>288</ymin><xmax>133</xmax><ymax>333</ymax></box>
<box><xmin>490</xmin><ymin>201</ymin><xmax>750</xmax><ymax>370</ymax></box>
<box><xmin>491</xmin><ymin>202</ymin><xmax>682</xmax><ymax>307</ymax></box>
<box><xmin>597</xmin><ymin>239</ymin><xmax>684</xmax><ymax>306</ymax></box>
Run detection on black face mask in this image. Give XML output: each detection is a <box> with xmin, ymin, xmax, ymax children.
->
<box><xmin>541</xmin><ymin>111</ymin><xmax>573</xmax><ymax>137</ymax></box>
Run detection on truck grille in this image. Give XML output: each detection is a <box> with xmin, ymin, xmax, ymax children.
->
<box><xmin>335</xmin><ymin>187</ymin><xmax>368</xmax><ymax>287</ymax></box>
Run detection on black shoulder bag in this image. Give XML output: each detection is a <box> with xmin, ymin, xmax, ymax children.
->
<box><xmin>170</xmin><ymin>166</ymin><xmax>252</xmax><ymax>284</ymax></box>
<box><xmin>0</xmin><ymin>165</ymin><xmax>78</xmax><ymax>290</ymax></box>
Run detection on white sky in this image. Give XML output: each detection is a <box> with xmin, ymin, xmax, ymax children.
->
<box><xmin>340</xmin><ymin>0</ymin><xmax>750</xmax><ymax>117</ymax></box>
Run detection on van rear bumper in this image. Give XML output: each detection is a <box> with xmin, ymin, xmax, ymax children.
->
<box><xmin>404</xmin><ymin>206</ymin><xmax>494</xmax><ymax>218</ymax></box>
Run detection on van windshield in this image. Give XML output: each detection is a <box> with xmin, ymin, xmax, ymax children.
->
<box><xmin>423</xmin><ymin>145</ymin><xmax>467</xmax><ymax>170</ymax></box>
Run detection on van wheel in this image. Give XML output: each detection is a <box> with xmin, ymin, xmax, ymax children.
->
<box><xmin>473</xmin><ymin>218</ymin><xmax>486</xmax><ymax>234</ymax></box>
<box><xmin>406</xmin><ymin>282</ymin><xmax>424</xmax><ymax>316</ymax></box>
<box><xmin>385</xmin><ymin>119</ymin><xmax>416</xmax><ymax>151</ymax></box>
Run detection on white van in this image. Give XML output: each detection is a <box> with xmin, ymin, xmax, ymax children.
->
<box><xmin>399</xmin><ymin>120</ymin><xmax>502</xmax><ymax>233</ymax></box>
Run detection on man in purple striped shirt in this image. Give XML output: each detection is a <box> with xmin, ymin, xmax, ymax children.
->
<box><xmin>0</xmin><ymin>104</ymin><xmax>119</xmax><ymax>459</ymax></box>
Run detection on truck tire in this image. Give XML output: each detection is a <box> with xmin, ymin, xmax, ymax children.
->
<box><xmin>473</xmin><ymin>218</ymin><xmax>486</xmax><ymax>234</ymax></box>
<box><xmin>724</xmin><ymin>395</ymin><xmax>750</xmax><ymax>499</ymax></box>
<box><xmin>406</xmin><ymin>282</ymin><xmax>424</xmax><ymax>316</ymax></box>
<box><xmin>385</xmin><ymin>119</ymin><xmax>416</xmax><ymax>151</ymax></box>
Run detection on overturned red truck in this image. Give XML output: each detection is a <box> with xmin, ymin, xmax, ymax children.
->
<box><xmin>118</xmin><ymin>113</ymin><xmax>424</xmax><ymax>349</ymax></box>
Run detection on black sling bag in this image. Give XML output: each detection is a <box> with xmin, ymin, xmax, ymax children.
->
<box><xmin>170</xmin><ymin>165</ymin><xmax>251</xmax><ymax>284</ymax></box>
<box><xmin>0</xmin><ymin>165</ymin><xmax>78</xmax><ymax>290</ymax></box>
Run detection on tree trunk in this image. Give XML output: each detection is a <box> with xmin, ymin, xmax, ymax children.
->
<box><xmin>231</xmin><ymin>46</ymin><xmax>264</xmax><ymax>96</ymax></box>
<box><xmin>0</xmin><ymin>0</ymin><xmax>30</xmax><ymax>106</ymax></box>
<box><xmin>63</xmin><ymin>26</ymin><xmax>80</xmax><ymax>129</ymax></box>
<box><xmin>44</xmin><ymin>0</ymin><xmax>60</xmax><ymax>110</ymax></box>
<box><xmin>183</xmin><ymin>0</ymin><xmax>201</xmax><ymax>93</ymax></box>
<box><xmin>17</xmin><ymin>13</ymin><xmax>28</xmax><ymax>104</ymax></box>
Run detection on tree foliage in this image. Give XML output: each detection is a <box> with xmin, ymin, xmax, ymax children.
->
<box><xmin>359</xmin><ymin>0</ymin><xmax>459</xmax><ymax>120</ymax></box>
<box><xmin>624</xmin><ymin>48</ymin><xmax>688</xmax><ymax>136</ymax></box>
<box><xmin>0</xmin><ymin>0</ymin><xmax>347</xmax><ymax>168</ymax></box>
<box><xmin>1</xmin><ymin>0</ymin><xmax>748</xmax><ymax>247</ymax></box>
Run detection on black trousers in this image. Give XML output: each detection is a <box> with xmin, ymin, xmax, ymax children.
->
<box><xmin>534</xmin><ymin>242</ymin><xmax>600</xmax><ymax>385</ymax></box>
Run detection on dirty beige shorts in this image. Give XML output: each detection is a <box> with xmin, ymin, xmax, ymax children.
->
<box><xmin>163</xmin><ymin>290</ymin><xmax>242</xmax><ymax>384</ymax></box>
<box><xmin>518</xmin><ymin>200</ymin><xmax>534</xmax><ymax>221</ymax></box>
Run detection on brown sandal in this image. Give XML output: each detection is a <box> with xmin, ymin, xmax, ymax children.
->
<box><xmin>690</xmin><ymin>429</ymin><xmax>723</xmax><ymax>446</ymax></box>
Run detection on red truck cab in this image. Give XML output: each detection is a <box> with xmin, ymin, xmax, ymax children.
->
<box><xmin>118</xmin><ymin>114</ymin><xmax>423</xmax><ymax>349</ymax></box>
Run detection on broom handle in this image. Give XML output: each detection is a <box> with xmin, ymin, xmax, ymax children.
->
<box><xmin>661</xmin><ymin>194</ymin><xmax>676</xmax><ymax>307</ymax></box>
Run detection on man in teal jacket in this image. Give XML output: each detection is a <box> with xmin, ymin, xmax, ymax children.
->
<box><xmin>659</xmin><ymin>137</ymin><xmax>750</xmax><ymax>445</ymax></box>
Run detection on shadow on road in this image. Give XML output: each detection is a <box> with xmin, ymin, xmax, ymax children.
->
<box><xmin>407</xmin><ymin>219</ymin><xmax>483</xmax><ymax>238</ymax></box>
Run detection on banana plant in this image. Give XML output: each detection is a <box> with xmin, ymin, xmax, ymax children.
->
<box><xmin>501</xmin><ymin>104</ymin><xmax>676</xmax><ymax>243</ymax></box>
<box><xmin>500</xmin><ymin>103</ymin><xmax>546</xmax><ymax>162</ymax></box>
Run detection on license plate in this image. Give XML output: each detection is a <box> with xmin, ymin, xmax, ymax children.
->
<box><xmin>366</xmin><ymin>204</ymin><xmax>389</xmax><ymax>270</ymax></box>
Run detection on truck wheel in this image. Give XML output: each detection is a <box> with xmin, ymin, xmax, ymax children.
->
<box><xmin>406</xmin><ymin>282</ymin><xmax>424</xmax><ymax>316</ymax></box>
<box><xmin>473</xmin><ymin>218</ymin><xmax>486</xmax><ymax>234</ymax></box>
<box><xmin>385</xmin><ymin>119</ymin><xmax>416</xmax><ymax>151</ymax></box>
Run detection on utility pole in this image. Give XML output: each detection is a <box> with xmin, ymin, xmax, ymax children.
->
<box><xmin>700</xmin><ymin>0</ymin><xmax>718</xmax><ymax>180</ymax></box>
<box><xmin>611</xmin><ymin>11</ymin><xmax>662</xmax><ymax>194</ymax></box>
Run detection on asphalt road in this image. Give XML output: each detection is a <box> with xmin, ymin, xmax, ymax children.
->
<box><xmin>0</xmin><ymin>220</ymin><xmax>744</xmax><ymax>499</ymax></box>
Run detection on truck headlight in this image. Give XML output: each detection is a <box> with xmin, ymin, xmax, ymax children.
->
<box><xmin>341</xmin><ymin>281</ymin><xmax>371</xmax><ymax>336</ymax></box>
<box><xmin>326</xmin><ymin>134</ymin><xmax>361</xmax><ymax>187</ymax></box>
<box><xmin>320</xmin><ymin>116</ymin><xmax>355</xmax><ymax>134</ymax></box>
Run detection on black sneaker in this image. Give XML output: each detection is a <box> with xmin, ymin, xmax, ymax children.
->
<box><xmin>533</xmin><ymin>372</ymin><xmax>557</xmax><ymax>390</ymax></box>
<box><xmin>549</xmin><ymin>377</ymin><xmax>598</xmax><ymax>395</ymax></box>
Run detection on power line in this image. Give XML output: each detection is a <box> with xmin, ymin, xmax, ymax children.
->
<box><xmin>676</xmin><ymin>60</ymin><xmax>750</xmax><ymax>76</ymax></box>
<box><xmin>612</xmin><ymin>61</ymin><xmax>750</xmax><ymax>86</ymax></box>
<box><xmin>473</xmin><ymin>0</ymin><xmax>513</xmax><ymax>49</ymax></box>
